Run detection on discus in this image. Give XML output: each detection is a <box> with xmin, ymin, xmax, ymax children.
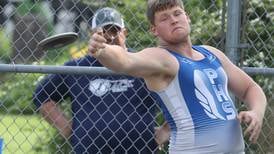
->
<box><xmin>38</xmin><ymin>32</ymin><xmax>78</xmax><ymax>50</ymax></box>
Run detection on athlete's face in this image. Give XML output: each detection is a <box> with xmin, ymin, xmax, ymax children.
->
<box><xmin>151</xmin><ymin>6</ymin><xmax>191</xmax><ymax>44</ymax></box>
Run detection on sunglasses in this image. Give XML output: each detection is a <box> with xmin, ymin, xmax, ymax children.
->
<box><xmin>102</xmin><ymin>25</ymin><xmax>121</xmax><ymax>34</ymax></box>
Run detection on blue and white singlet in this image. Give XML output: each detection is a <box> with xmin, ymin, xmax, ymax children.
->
<box><xmin>154</xmin><ymin>46</ymin><xmax>245</xmax><ymax>154</ymax></box>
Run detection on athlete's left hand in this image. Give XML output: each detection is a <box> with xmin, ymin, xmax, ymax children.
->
<box><xmin>237</xmin><ymin>110</ymin><xmax>264</xmax><ymax>143</ymax></box>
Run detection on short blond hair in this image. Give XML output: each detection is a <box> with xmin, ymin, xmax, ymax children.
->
<box><xmin>146</xmin><ymin>0</ymin><xmax>184</xmax><ymax>25</ymax></box>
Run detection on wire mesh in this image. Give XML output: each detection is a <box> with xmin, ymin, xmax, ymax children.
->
<box><xmin>0</xmin><ymin>0</ymin><xmax>273</xmax><ymax>153</ymax></box>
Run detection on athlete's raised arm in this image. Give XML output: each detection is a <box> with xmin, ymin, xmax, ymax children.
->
<box><xmin>88</xmin><ymin>30</ymin><xmax>177</xmax><ymax>85</ymax></box>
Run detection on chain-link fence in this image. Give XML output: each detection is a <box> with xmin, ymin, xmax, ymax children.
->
<box><xmin>0</xmin><ymin>0</ymin><xmax>273</xmax><ymax>153</ymax></box>
<box><xmin>239</xmin><ymin>0</ymin><xmax>274</xmax><ymax>153</ymax></box>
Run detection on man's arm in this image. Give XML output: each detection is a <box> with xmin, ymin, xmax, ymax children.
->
<box><xmin>40</xmin><ymin>100</ymin><xmax>72</xmax><ymax>139</ymax></box>
<box><xmin>88</xmin><ymin>30</ymin><xmax>176</xmax><ymax>79</ymax></box>
<box><xmin>154</xmin><ymin>121</ymin><xmax>170</xmax><ymax>148</ymax></box>
<box><xmin>225</xmin><ymin>60</ymin><xmax>266</xmax><ymax>144</ymax></box>
<box><xmin>204</xmin><ymin>45</ymin><xmax>267</xmax><ymax>143</ymax></box>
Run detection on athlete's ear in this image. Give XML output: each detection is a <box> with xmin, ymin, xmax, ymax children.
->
<box><xmin>150</xmin><ymin>25</ymin><xmax>158</xmax><ymax>37</ymax></box>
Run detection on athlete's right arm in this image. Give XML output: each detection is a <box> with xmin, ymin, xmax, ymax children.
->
<box><xmin>40</xmin><ymin>100</ymin><xmax>72</xmax><ymax>139</ymax></box>
<box><xmin>88</xmin><ymin>30</ymin><xmax>172</xmax><ymax>79</ymax></box>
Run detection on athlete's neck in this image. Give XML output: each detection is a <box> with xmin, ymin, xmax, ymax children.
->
<box><xmin>159</xmin><ymin>39</ymin><xmax>204</xmax><ymax>61</ymax></box>
<box><xmin>159</xmin><ymin>37</ymin><xmax>192</xmax><ymax>56</ymax></box>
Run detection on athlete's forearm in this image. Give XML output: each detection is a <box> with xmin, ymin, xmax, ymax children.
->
<box><xmin>40</xmin><ymin>101</ymin><xmax>72</xmax><ymax>138</ymax></box>
<box><xmin>243</xmin><ymin>83</ymin><xmax>267</xmax><ymax>117</ymax></box>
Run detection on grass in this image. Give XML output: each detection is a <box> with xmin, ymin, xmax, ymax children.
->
<box><xmin>0</xmin><ymin>114</ymin><xmax>52</xmax><ymax>154</ymax></box>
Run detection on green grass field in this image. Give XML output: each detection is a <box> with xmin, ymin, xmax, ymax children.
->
<box><xmin>0</xmin><ymin>114</ymin><xmax>52</xmax><ymax>154</ymax></box>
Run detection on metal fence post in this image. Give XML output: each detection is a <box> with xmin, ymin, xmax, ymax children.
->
<box><xmin>225</xmin><ymin>0</ymin><xmax>241</xmax><ymax>64</ymax></box>
<box><xmin>225</xmin><ymin>0</ymin><xmax>241</xmax><ymax>102</ymax></box>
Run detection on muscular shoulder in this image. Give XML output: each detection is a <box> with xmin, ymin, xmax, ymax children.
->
<box><xmin>140</xmin><ymin>47</ymin><xmax>168</xmax><ymax>56</ymax></box>
<box><xmin>140</xmin><ymin>47</ymin><xmax>175</xmax><ymax>63</ymax></box>
<box><xmin>201</xmin><ymin>45</ymin><xmax>225</xmax><ymax>57</ymax></box>
<box><xmin>201</xmin><ymin>45</ymin><xmax>237</xmax><ymax>76</ymax></box>
<box><xmin>140</xmin><ymin>47</ymin><xmax>177</xmax><ymax>65</ymax></box>
<box><xmin>201</xmin><ymin>45</ymin><xmax>229</xmax><ymax>64</ymax></box>
<box><xmin>138</xmin><ymin>47</ymin><xmax>179</xmax><ymax>91</ymax></box>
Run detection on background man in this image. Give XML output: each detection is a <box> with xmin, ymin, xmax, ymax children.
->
<box><xmin>33</xmin><ymin>7</ymin><xmax>158</xmax><ymax>153</ymax></box>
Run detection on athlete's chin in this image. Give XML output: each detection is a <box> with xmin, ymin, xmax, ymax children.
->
<box><xmin>173</xmin><ymin>31</ymin><xmax>188</xmax><ymax>37</ymax></box>
<box><xmin>170</xmin><ymin>35</ymin><xmax>188</xmax><ymax>44</ymax></box>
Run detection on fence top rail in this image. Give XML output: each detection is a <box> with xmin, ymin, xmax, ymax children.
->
<box><xmin>0</xmin><ymin>64</ymin><xmax>119</xmax><ymax>75</ymax></box>
<box><xmin>242</xmin><ymin>67</ymin><xmax>274</xmax><ymax>76</ymax></box>
<box><xmin>0</xmin><ymin>64</ymin><xmax>273</xmax><ymax>76</ymax></box>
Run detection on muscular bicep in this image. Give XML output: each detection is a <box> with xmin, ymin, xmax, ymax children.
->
<box><xmin>224</xmin><ymin>61</ymin><xmax>256</xmax><ymax>100</ymax></box>
<box><xmin>124</xmin><ymin>48</ymin><xmax>175</xmax><ymax>78</ymax></box>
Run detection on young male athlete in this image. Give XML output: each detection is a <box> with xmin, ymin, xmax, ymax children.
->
<box><xmin>88</xmin><ymin>0</ymin><xmax>267</xmax><ymax>153</ymax></box>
